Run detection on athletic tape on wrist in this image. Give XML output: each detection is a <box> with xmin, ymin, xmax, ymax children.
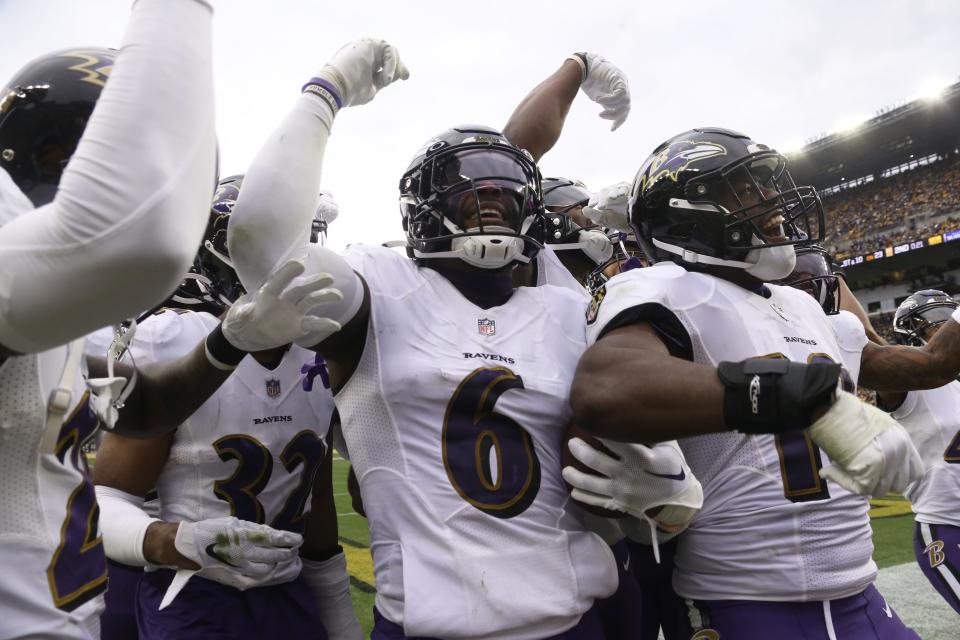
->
<box><xmin>204</xmin><ymin>324</ymin><xmax>246</xmax><ymax>370</ymax></box>
<box><xmin>566</xmin><ymin>53</ymin><xmax>588</xmax><ymax>82</ymax></box>
<box><xmin>302</xmin><ymin>76</ymin><xmax>342</xmax><ymax>114</ymax></box>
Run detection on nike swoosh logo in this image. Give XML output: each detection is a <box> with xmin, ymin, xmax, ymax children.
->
<box><xmin>622</xmin><ymin>555</ymin><xmax>631</xmax><ymax>572</ymax></box>
<box><xmin>645</xmin><ymin>468</ymin><xmax>686</xmax><ymax>481</ymax></box>
<box><xmin>205</xmin><ymin>543</ymin><xmax>239</xmax><ymax>568</ymax></box>
<box><xmin>882</xmin><ymin>602</ymin><xmax>892</xmax><ymax>618</ymax></box>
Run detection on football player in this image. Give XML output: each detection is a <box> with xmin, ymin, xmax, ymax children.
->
<box><xmin>224</xmin><ymin>41</ymin><xmax>642</xmax><ymax>637</ymax></box>
<box><xmin>532</xmin><ymin>177</ymin><xmax>615</xmax><ymax>289</ymax></box>
<box><xmin>566</xmin><ymin>127</ymin><xmax>960</xmax><ymax>638</ymax></box>
<box><xmin>502</xmin><ymin>54</ymin><xmax>698</xmax><ymax>640</ymax></box>
<box><xmin>0</xmin><ymin>1</ymin><xmax>217</xmax><ymax>637</ymax></box>
<box><xmin>875</xmin><ymin>291</ymin><xmax>960</xmax><ymax>614</ymax></box>
<box><xmin>91</xmin><ymin>177</ymin><xmax>360</xmax><ymax>639</ymax></box>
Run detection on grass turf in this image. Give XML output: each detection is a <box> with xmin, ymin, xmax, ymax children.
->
<box><xmin>335</xmin><ymin>457</ymin><xmax>921</xmax><ymax>635</ymax></box>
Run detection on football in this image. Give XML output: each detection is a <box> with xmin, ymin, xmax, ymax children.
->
<box><xmin>562</xmin><ymin>422</ymin><xmax>628</xmax><ymax>519</ymax></box>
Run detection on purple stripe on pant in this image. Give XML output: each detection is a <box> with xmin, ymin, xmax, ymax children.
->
<box><xmin>595</xmin><ymin>539</ymin><xmax>645</xmax><ymax>640</ymax></box>
<box><xmin>372</xmin><ymin>604</ymin><xmax>605</xmax><ymax>639</ymax></box>
<box><xmin>681</xmin><ymin>584</ymin><xmax>919</xmax><ymax>639</ymax></box>
<box><xmin>137</xmin><ymin>569</ymin><xmax>327</xmax><ymax>640</ymax></box>
<box><xmin>101</xmin><ymin>559</ymin><xmax>142</xmax><ymax>640</ymax></box>
<box><xmin>913</xmin><ymin>520</ymin><xmax>960</xmax><ymax>615</ymax></box>
<box><xmin>626</xmin><ymin>537</ymin><xmax>687</xmax><ymax>640</ymax></box>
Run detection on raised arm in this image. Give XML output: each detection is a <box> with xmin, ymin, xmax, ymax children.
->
<box><xmin>859</xmin><ymin>317</ymin><xmax>960</xmax><ymax>391</ymax></box>
<box><xmin>503</xmin><ymin>52</ymin><xmax>631</xmax><ymax>163</ymax></box>
<box><xmin>0</xmin><ymin>0</ymin><xmax>217</xmax><ymax>355</ymax></box>
<box><xmin>228</xmin><ymin>39</ymin><xmax>408</xmax><ymax>290</ymax></box>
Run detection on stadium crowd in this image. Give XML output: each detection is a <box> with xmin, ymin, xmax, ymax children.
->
<box><xmin>823</xmin><ymin>155</ymin><xmax>960</xmax><ymax>259</ymax></box>
<box><xmin>4</xmin><ymin>4</ymin><xmax>960</xmax><ymax>638</ymax></box>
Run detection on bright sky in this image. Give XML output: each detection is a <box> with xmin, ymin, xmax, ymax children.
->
<box><xmin>3</xmin><ymin>0</ymin><xmax>959</xmax><ymax>250</ymax></box>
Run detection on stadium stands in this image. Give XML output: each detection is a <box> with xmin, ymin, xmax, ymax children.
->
<box><xmin>822</xmin><ymin>155</ymin><xmax>960</xmax><ymax>260</ymax></box>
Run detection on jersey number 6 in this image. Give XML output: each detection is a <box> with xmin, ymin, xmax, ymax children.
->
<box><xmin>442</xmin><ymin>367</ymin><xmax>541</xmax><ymax>519</ymax></box>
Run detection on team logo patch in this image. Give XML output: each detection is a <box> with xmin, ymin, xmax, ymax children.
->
<box><xmin>59</xmin><ymin>51</ymin><xmax>113</xmax><ymax>88</ymax></box>
<box><xmin>638</xmin><ymin>140</ymin><xmax>727</xmax><ymax>194</ymax></box>
<box><xmin>586</xmin><ymin>284</ymin><xmax>606</xmax><ymax>325</ymax></box>
<box><xmin>265</xmin><ymin>378</ymin><xmax>281</xmax><ymax>398</ymax></box>
<box><xmin>477</xmin><ymin>318</ymin><xmax>496</xmax><ymax>336</ymax></box>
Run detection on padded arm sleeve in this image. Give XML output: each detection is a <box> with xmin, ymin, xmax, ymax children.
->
<box><xmin>0</xmin><ymin>0</ymin><xmax>217</xmax><ymax>354</ymax></box>
<box><xmin>228</xmin><ymin>90</ymin><xmax>336</xmax><ymax>292</ymax></box>
<box><xmin>95</xmin><ymin>485</ymin><xmax>160</xmax><ymax>567</ymax></box>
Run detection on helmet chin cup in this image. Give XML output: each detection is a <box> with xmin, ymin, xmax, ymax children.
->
<box><xmin>744</xmin><ymin>237</ymin><xmax>796</xmax><ymax>281</ymax></box>
<box><xmin>450</xmin><ymin>227</ymin><xmax>527</xmax><ymax>269</ymax></box>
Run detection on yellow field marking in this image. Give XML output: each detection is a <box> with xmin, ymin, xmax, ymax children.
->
<box><xmin>869</xmin><ymin>494</ymin><xmax>913</xmax><ymax>519</ymax></box>
<box><xmin>342</xmin><ymin>539</ymin><xmax>376</xmax><ymax>587</ymax></box>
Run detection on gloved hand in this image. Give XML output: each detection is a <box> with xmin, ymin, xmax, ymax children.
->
<box><xmin>583</xmin><ymin>181</ymin><xmax>632</xmax><ymax>231</ymax></box>
<box><xmin>222</xmin><ymin>259</ymin><xmax>343</xmax><ymax>352</ymax></box>
<box><xmin>313</xmin><ymin>38</ymin><xmax>409</xmax><ymax>108</ymax></box>
<box><xmin>809</xmin><ymin>390</ymin><xmax>924</xmax><ymax>496</ymax></box>
<box><xmin>561</xmin><ymin>439</ymin><xmax>702</xmax><ymax>528</ymax></box>
<box><xmin>576</xmin><ymin>229</ymin><xmax>615</xmax><ymax>265</ymax></box>
<box><xmin>568</xmin><ymin>52</ymin><xmax>631</xmax><ymax>130</ymax></box>
<box><xmin>173</xmin><ymin>516</ymin><xmax>303</xmax><ymax>579</ymax></box>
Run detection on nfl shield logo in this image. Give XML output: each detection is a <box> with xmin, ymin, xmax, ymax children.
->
<box><xmin>477</xmin><ymin>318</ymin><xmax>496</xmax><ymax>336</ymax></box>
<box><xmin>265</xmin><ymin>378</ymin><xmax>281</xmax><ymax>398</ymax></box>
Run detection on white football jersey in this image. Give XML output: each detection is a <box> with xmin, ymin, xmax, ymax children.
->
<box><xmin>533</xmin><ymin>246</ymin><xmax>590</xmax><ymax>296</ymax></box>
<box><xmin>587</xmin><ymin>263</ymin><xmax>875</xmax><ymax>602</ymax></box>
<box><xmin>89</xmin><ymin>310</ymin><xmax>336</xmax><ymax>583</ymax></box>
<box><xmin>0</xmin><ymin>345</ymin><xmax>106</xmax><ymax>639</ymax></box>
<box><xmin>337</xmin><ymin>244</ymin><xmax>617</xmax><ymax>639</ymax></box>
<box><xmin>891</xmin><ymin>382</ymin><xmax>960</xmax><ymax>527</ymax></box>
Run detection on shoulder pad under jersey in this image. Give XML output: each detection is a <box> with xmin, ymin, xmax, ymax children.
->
<box><xmin>586</xmin><ymin>263</ymin><xmax>714</xmax><ymax>345</ymax></box>
<box><xmin>342</xmin><ymin>242</ymin><xmax>420</xmax><ymax>297</ymax></box>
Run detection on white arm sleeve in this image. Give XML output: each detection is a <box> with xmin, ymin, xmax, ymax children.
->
<box><xmin>95</xmin><ymin>485</ymin><xmax>161</xmax><ymax>567</ymax></box>
<box><xmin>0</xmin><ymin>0</ymin><xmax>217</xmax><ymax>354</ymax></box>
<box><xmin>301</xmin><ymin>553</ymin><xmax>363</xmax><ymax>640</ymax></box>
<box><xmin>228</xmin><ymin>91</ymin><xmax>336</xmax><ymax>292</ymax></box>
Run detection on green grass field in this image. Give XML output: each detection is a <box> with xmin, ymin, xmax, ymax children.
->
<box><xmin>334</xmin><ymin>456</ymin><xmax>921</xmax><ymax>636</ymax></box>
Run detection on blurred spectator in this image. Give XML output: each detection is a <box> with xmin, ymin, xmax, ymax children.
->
<box><xmin>821</xmin><ymin>155</ymin><xmax>960</xmax><ymax>259</ymax></box>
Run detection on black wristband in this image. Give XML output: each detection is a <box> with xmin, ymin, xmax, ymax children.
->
<box><xmin>717</xmin><ymin>359</ymin><xmax>840</xmax><ymax>435</ymax></box>
<box><xmin>204</xmin><ymin>324</ymin><xmax>247</xmax><ymax>371</ymax></box>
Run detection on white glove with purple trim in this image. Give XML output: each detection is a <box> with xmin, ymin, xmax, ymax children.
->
<box><xmin>314</xmin><ymin>38</ymin><xmax>409</xmax><ymax>108</ymax></box>
<box><xmin>562</xmin><ymin>439</ymin><xmax>702</xmax><ymax>529</ymax></box>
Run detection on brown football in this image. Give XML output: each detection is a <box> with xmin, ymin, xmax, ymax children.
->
<box><xmin>562</xmin><ymin>422</ymin><xmax>628</xmax><ymax>519</ymax></box>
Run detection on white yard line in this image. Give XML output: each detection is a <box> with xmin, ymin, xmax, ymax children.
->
<box><xmin>875</xmin><ymin>561</ymin><xmax>957</xmax><ymax>639</ymax></box>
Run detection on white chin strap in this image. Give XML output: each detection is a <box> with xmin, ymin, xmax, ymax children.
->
<box><xmin>548</xmin><ymin>230</ymin><xmax>614</xmax><ymax>265</ymax></box>
<box><xmin>654</xmin><ymin>198</ymin><xmax>796</xmax><ymax>281</ymax></box>
<box><xmin>415</xmin><ymin>224</ymin><xmax>531</xmax><ymax>269</ymax></box>
<box><xmin>652</xmin><ymin>236</ymin><xmax>795</xmax><ymax>281</ymax></box>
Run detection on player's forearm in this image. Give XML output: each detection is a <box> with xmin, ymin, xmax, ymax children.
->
<box><xmin>229</xmin><ymin>90</ymin><xmax>336</xmax><ymax>292</ymax></box>
<box><xmin>0</xmin><ymin>0</ymin><xmax>216</xmax><ymax>354</ymax></box>
<box><xmin>861</xmin><ymin>323</ymin><xmax>960</xmax><ymax>391</ymax></box>
<box><xmin>502</xmin><ymin>59</ymin><xmax>582</xmax><ymax>163</ymax></box>
<box><xmin>143</xmin><ymin>522</ymin><xmax>200</xmax><ymax>569</ymax></box>
<box><xmin>96</xmin><ymin>338</ymin><xmax>234</xmax><ymax>438</ymax></box>
<box><xmin>570</xmin><ymin>344</ymin><xmax>727</xmax><ymax>442</ymax></box>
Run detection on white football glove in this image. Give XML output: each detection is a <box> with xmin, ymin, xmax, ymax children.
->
<box><xmin>568</xmin><ymin>52</ymin><xmax>631</xmax><ymax>130</ymax></box>
<box><xmin>809</xmin><ymin>390</ymin><xmax>923</xmax><ymax>497</ymax></box>
<box><xmin>222</xmin><ymin>259</ymin><xmax>343</xmax><ymax>352</ymax></box>
<box><xmin>583</xmin><ymin>181</ymin><xmax>632</xmax><ymax>231</ymax></box>
<box><xmin>173</xmin><ymin>517</ymin><xmax>303</xmax><ymax>587</ymax></box>
<box><xmin>314</xmin><ymin>38</ymin><xmax>409</xmax><ymax>108</ymax></box>
<box><xmin>562</xmin><ymin>439</ymin><xmax>702</xmax><ymax>527</ymax></box>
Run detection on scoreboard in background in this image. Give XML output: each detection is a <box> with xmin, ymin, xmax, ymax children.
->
<box><xmin>840</xmin><ymin>229</ymin><xmax>960</xmax><ymax>267</ymax></box>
